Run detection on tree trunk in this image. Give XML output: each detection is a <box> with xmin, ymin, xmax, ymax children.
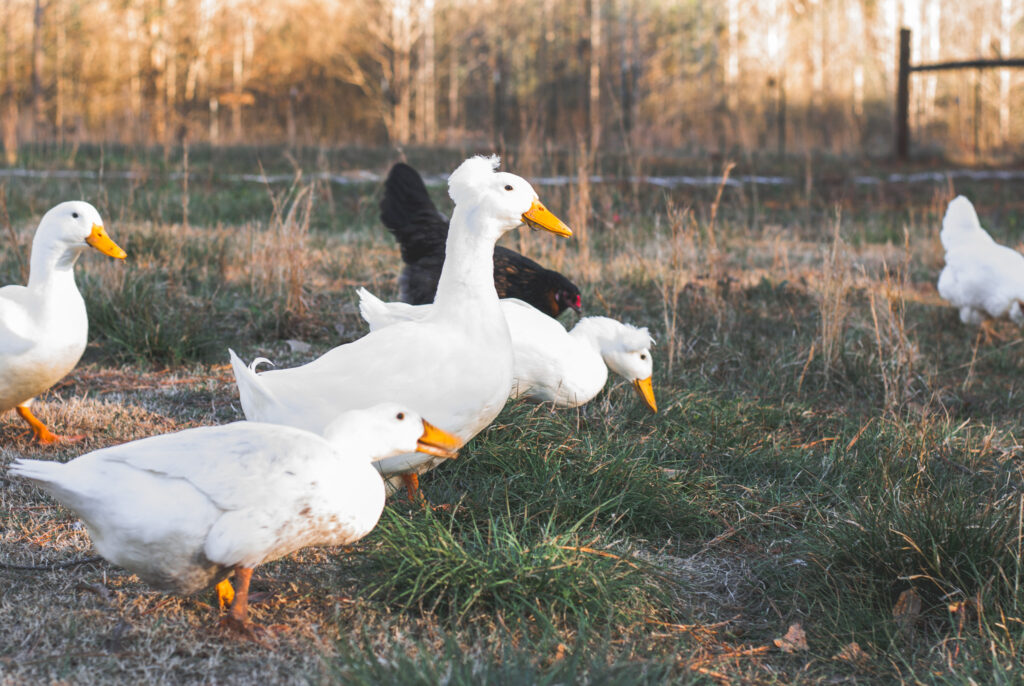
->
<box><xmin>587</xmin><ymin>0</ymin><xmax>601</xmax><ymax>149</ymax></box>
<box><xmin>287</xmin><ymin>87</ymin><xmax>297</xmax><ymax>147</ymax></box>
<box><xmin>447</xmin><ymin>27</ymin><xmax>458</xmax><ymax>141</ymax></box>
<box><xmin>491</xmin><ymin>37</ymin><xmax>505</xmax><ymax>149</ymax></box>
<box><xmin>2</xmin><ymin>0</ymin><xmax>18</xmax><ymax>164</ymax></box>
<box><xmin>31</xmin><ymin>0</ymin><xmax>44</xmax><ymax>140</ymax></box>
<box><xmin>999</xmin><ymin>0</ymin><xmax>1013</xmax><ymax>144</ymax></box>
<box><xmin>390</xmin><ymin>0</ymin><xmax>413</xmax><ymax>145</ymax></box>
<box><xmin>232</xmin><ymin>28</ymin><xmax>243</xmax><ymax>141</ymax></box>
<box><xmin>151</xmin><ymin>1</ymin><xmax>168</xmax><ymax>146</ymax></box>
<box><xmin>165</xmin><ymin>0</ymin><xmax>178</xmax><ymax>144</ymax></box>
<box><xmin>55</xmin><ymin>0</ymin><xmax>65</xmax><ymax>144</ymax></box>
<box><xmin>129</xmin><ymin>4</ymin><xmax>142</xmax><ymax>141</ymax></box>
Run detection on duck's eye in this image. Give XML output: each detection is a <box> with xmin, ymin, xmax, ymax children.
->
<box><xmin>396</xmin><ymin>412</ymin><xmax>405</xmax><ymax>420</ymax></box>
<box><xmin>72</xmin><ymin>212</ymin><xmax>79</xmax><ymax>218</ymax></box>
<box><xmin>640</xmin><ymin>354</ymin><xmax>647</xmax><ymax>360</ymax></box>
<box><xmin>504</xmin><ymin>184</ymin><xmax>513</xmax><ymax>191</ymax></box>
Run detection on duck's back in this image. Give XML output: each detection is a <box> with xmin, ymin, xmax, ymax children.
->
<box><xmin>503</xmin><ymin>300</ymin><xmax>605</xmax><ymax>406</ymax></box>
<box><xmin>243</xmin><ymin>314</ymin><xmax>514</xmax><ymax>442</ymax></box>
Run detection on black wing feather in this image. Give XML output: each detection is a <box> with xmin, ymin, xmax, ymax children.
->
<box><xmin>379</xmin><ymin>162</ymin><xmax>581</xmax><ymax>316</ymax></box>
<box><xmin>380</xmin><ymin>163</ymin><xmax>450</xmax><ymax>265</ymax></box>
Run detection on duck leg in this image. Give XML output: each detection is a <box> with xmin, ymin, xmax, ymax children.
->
<box><xmin>978</xmin><ymin>319</ymin><xmax>1008</xmax><ymax>344</ymax></box>
<box><xmin>401</xmin><ymin>473</ymin><xmax>421</xmax><ymax>502</ymax></box>
<box><xmin>219</xmin><ymin>567</ymin><xmax>267</xmax><ymax>643</ymax></box>
<box><xmin>14</xmin><ymin>405</ymin><xmax>80</xmax><ymax>444</ymax></box>
<box><xmin>401</xmin><ymin>473</ymin><xmax>451</xmax><ymax>511</ymax></box>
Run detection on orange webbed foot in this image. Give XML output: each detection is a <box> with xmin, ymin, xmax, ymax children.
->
<box><xmin>15</xmin><ymin>406</ymin><xmax>84</xmax><ymax>445</ymax></box>
<box><xmin>218</xmin><ymin>614</ymin><xmax>272</xmax><ymax>646</ymax></box>
<box><xmin>215</xmin><ymin>578</ymin><xmax>235</xmax><ymax>611</ymax></box>
<box><xmin>400</xmin><ymin>473</ymin><xmax>451</xmax><ymax>511</ymax></box>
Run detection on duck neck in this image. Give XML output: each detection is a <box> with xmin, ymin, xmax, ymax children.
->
<box><xmin>569</xmin><ymin>317</ymin><xmax>618</xmax><ymax>355</ymax></box>
<box><xmin>432</xmin><ymin>203</ymin><xmax>504</xmax><ymax>318</ymax></box>
<box><xmin>27</xmin><ymin>238</ymin><xmax>81</xmax><ymax>293</ymax></box>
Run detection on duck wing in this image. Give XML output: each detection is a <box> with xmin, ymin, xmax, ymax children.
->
<box><xmin>0</xmin><ymin>286</ymin><xmax>39</xmax><ymax>357</ymax></box>
<box><xmin>112</xmin><ymin>423</ymin><xmax>381</xmax><ymax>567</ymax></box>
<box><xmin>357</xmin><ymin>287</ymin><xmax>429</xmax><ymax>331</ymax></box>
<box><xmin>232</xmin><ymin>318</ymin><xmax>512</xmax><ymax>442</ymax></box>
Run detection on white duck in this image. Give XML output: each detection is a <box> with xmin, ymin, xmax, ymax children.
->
<box><xmin>937</xmin><ymin>195</ymin><xmax>1024</xmax><ymax>326</ymax></box>
<box><xmin>230</xmin><ymin>156</ymin><xmax>572</xmax><ymax>498</ymax></box>
<box><xmin>1</xmin><ymin>201</ymin><xmax>126</xmax><ymax>443</ymax></box>
<box><xmin>358</xmin><ymin>289</ymin><xmax>657</xmax><ymax>412</ymax></box>
<box><xmin>9</xmin><ymin>403</ymin><xmax>460</xmax><ymax>636</ymax></box>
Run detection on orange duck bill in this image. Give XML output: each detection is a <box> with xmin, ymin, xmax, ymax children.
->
<box><xmin>415</xmin><ymin>420</ymin><xmax>462</xmax><ymax>459</ymax></box>
<box><xmin>85</xmin><ymin>224</ymin><xmax>127</xmax><ymax>259</ymax></box>
<box><xmin>632</xmin><ymin>377</ymin><xmax>658</xmax><ymax>413</ymax></box>
<box><xmin>522</xmin><ymin>200</ymin><xmax>573</xmax><ymax>237</ymax></box>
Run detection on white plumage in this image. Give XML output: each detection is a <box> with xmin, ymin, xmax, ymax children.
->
<box><xmin>937</xmin><ymin>195</ymin><xmax>1024</xmax><ymax>326</ymax></box>
<box><xmin>0</xmin><ymin>201</ymin><xmax>126</xmax><ymax>442</ymax></box>
<box><xmin>358</xmin><ymin>289</ymin><xmax>657</xmax><ymax>412</ymax></box>
<box><xmin>230</xmin><ymin>156</ymin><xmax>571</xmax><ymax>495</ymax></box>
<box><xmin>9</xmin><ymin>404</ymin><xmax>459</xmax><ymax>631</ymax></box>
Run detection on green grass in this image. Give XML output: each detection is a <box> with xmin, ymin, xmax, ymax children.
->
<box><xmin>2</xmin><ymin>144</ymin><xmax>1024</xmax><ymax>682</ymax></box>
<box><xmin>364</xmin><ymin>506</ymin><xmax>664</xmax><ymax>627</ymax></box>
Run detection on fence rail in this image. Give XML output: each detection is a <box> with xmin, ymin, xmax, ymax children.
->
<box><xmin>895</xmin><ymin>27</ymin><xmax>1024</xmax><ymax>160</ymax></box>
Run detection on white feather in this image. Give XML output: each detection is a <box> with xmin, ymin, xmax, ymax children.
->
<box><xmin>936</xmin><ymin>196</ymin><xmax>1024</xmax><ymax>325</ymax></box>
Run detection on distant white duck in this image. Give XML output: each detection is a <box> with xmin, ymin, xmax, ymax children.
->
<box><xmin>937</xmin><ymin>195</ymin><xmax>1024</xmax><ymax>326</ymax></box>
<box><xmin>9</xmin><ymin>404</ymin><xmax>460</xmax><ymax>637</ymax></box>
<box><xmin>0</xmin><ymin>201</ymin><xmax>126</xmax><ymax>443</ymax></box>
<box><xmin>231</xmin><ymin>156</ymin><xmax>572</xmax><ymax>498</ymax></box>
<box><xmin>358</xmin><ymin>289</ymin><xmax>657</xmax><ymax>413</ymax></box>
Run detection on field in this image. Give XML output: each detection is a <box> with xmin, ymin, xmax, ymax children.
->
<box><xmin>2</xmin><ymin>144</ymin><xmax>1024</xmax><ymax>684</ymax></box>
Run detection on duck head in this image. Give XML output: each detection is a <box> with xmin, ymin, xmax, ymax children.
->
<box><xmin>448</xmin><ymin>156</ymin><xmax>572</xmax><ymax>238</ymax></box>
<box><xmin>33</xmin><ymin>201</ymin><xmax>126</xmax><ymax>268</ymax></box>
<box><xmin>600</xmin><ymin>322</ymin><xmax>657</xmax><ymax>414</ymax></box>
<box><xmin>323</xmin><ymin>403</ymin><xmax>463</xmax><ymax>462</ymax></box>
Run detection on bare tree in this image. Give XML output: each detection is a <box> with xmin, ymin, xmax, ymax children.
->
<box><xmin>415</xmin><ymin>0</ymin><xmax>436</xmax><ymax>142</ymax></box>
<box><xmin>587</xmin><ymin>0</ymin><xmax>601</xmax><ymax>149</ymax></box>
<box><xmin>2</xmin><ymin>0</ymin><xmax>16</xmax><ymax>164</ymax></box>
<box><xmin>31</xmin><ymin>0</ymin><xmax>44</xmax><ymax>139</ymax></box>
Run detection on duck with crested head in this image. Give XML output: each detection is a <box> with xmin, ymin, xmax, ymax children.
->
<box><xmin>358</xmin><ymin>291</ymin><xmax>657</xmax><ymax>413</ymax></box>
<box><xmin>380</xmin><ymin>161</ymin><xmax>582</xmax><ymax>318</ymax></box>
<box><xmin>231</xmin><ymin>156</ymin><xmax>572</xmax><ymax>498</ymax></box>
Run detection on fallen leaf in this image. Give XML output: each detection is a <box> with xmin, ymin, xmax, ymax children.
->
<box><xmin>833</xmin><ymin>641</ymin><xmax>868</xmax><ymax>665</ymax></box>
<box><xmin>893</xmin><ymin>588</ymin><xmax>921</xmax><ymax>633</ymax></box>
<box><xmin>286</xmin><ymin>339</ymin><xmax>311</xmax><ymax>353</ymax></box>
<box><xmin>774</xmin><ymin>622</ymin><xmax>809</xmax><ymax>653</ymax></box>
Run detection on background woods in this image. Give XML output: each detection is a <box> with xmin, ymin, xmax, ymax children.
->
<box><xmin>0</xmin><ymin>0</ymin><xmax>1021</xmax><ymax>160</ymax></box>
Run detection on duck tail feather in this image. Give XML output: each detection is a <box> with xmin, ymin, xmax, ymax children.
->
<box><xmin>357</xmin><ymin>287</ymin><xmax>423</xmax><ymax>330</ymax></box>
<box><xmin>8</xmin><ymin>458</ymin><xmax>63</xmax><ymax>487</ymax></box>
<box><xmin>228</xmin><ymin>348</ymin><xmax>279</xmax><ymax>422</ymax></box>
<box><xmin>380</xmin><ymin>163</ymin><xmax>449</xmax><ymax>264</ymax></box>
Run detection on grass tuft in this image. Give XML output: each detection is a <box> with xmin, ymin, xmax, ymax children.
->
<box><xmin>363</xmin><ymin>506</ymin><xmax>664</xmax><ymax>628</ymax></box>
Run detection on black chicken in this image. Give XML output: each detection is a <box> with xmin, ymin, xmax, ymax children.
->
<box><xmin>379</xmin><ymin>162</ymin><xmax>582</xmax><ymax>318</ymax></box>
